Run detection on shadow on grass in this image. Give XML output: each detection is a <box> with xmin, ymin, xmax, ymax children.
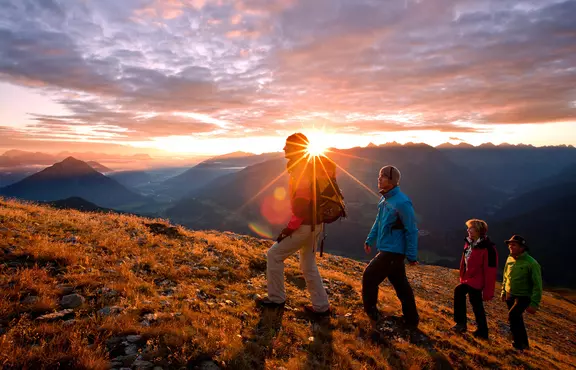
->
<box><xmin>367</xmin><ymin>315</ymin><xmax>454</xmax><ymax>370</ymax></box>
<box><xmin>294</xmin><ymin>311</ymin><xmax>335</xmax><ymax>370</ymax></box>
<box><xmin>226</xmin><ymin>306</ymin><xmax>285</xmax><ymax>370</ymax></box>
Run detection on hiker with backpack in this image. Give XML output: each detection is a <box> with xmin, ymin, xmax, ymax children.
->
<box><xmin>501</xmin><ymin>235</ymin><xmax>542</xmax><ymax>351</ymax></box>
<box><xmin>257</xmin><ymin>133</ymin><xmax>345</xmax><ymax>316</ymax></box>
<box><xmin>362</xmin><ymin>165</ymin><xmax>420</xmax><ymax>328</ymax></box>
<box><xmin>451</xmin><ymin>219</ymin><xmax>498</xmax><ymax>339</ymax></box>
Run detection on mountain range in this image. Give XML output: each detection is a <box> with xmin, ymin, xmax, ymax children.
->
<box><xmin>1</xmin><ymin>144</ymin><xmax>575</xmax><ymax>287</ymax></box>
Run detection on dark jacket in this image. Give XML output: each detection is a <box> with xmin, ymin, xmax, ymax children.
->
<box><xmin>459</xmin><ymin>237</ymin><xmax>498</xmax><ymax>300</ymax></box>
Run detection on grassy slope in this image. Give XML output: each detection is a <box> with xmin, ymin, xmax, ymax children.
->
<box><xmin>0</xmin><ymin>197</ymin><xmax>574</xmax><ymax>370</ymax></box>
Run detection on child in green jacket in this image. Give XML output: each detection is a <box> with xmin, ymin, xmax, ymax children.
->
<box><xmin>501</xmin><ymin>235</ymin><xmax>543</xmax><ymax>350</ymax></box>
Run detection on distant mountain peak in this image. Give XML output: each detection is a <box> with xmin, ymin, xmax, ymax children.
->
<box><xmin>87</xmin><ymin>161</ymin><xmax>113</xmax><ymax>173</ymax></box>
<box><xmin>436</xmin><ymin>142</ymin><xmax>474</xmax><ymax>148</ymax></box>
<box><xmin>44</xmin><ymin>157</ymin><xmax>99</xmax><ymax>177</ymax></box>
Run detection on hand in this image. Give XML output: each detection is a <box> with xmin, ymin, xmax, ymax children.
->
<box><xmin>276</xmin><ymin>228</ymin><xmax>293</xmax><ymax>243</ymax></box>
<box><xmin>526</xmin><ymin>306</ymin><xmax>538</xmax><ymax>314</ymax></box>
<box><xmin>364</xmin><ymin>243</ymin><xmax>371</xmax><ymax>254</ymax></box>
<box><xmin>407</xmin><ymin>261</ymin><xmax>419</xmax><ymax>266</ymax></box>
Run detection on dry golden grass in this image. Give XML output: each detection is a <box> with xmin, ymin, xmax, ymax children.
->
<box><xmin>1</xmin><ymin>196</ymin><xmax>575</xmax><ymax>369</ymax></box>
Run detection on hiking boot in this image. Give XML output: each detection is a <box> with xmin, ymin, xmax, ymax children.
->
<box><xmin>472</xmin><ymin>330</ymin><xmax>489</xmax><ymax>340</ymax></box>
<box><xmin>512</xmin><ymin>342</ymin><xmax>529</xmax><ymax>351</ymax></box>
<box><xmin>303</xmin><ymin>305</ymin><xmax>331</xmax><ymax>317</ymax></box>
<box><xmin>403</xmin><ymin>319</ymin><xmax>419</xmax><ymax>330</ymax></box>
<box><xmin>450</xmin><ymin>324</ymin><xmax>467</xmax><ymax>333</ymax></box>
<box><xmin>255</xmin><ymin>297</ymin><xmax>285</xmax><ymax>308</ymax></box>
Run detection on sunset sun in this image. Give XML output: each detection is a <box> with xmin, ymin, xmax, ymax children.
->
<box><xmin>305</xmin><ymin>131</ymin><xmax>331</xmax><ymax>157</ymax></box>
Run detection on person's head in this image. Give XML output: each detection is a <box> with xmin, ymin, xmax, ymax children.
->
<box><xmin>283</xmin><ymin>132</ymin><xmax>309</xmax><ymax>172</ymax></box>
<box><xmin>378</xmin><ymin>165</ymin><xmax>401</xmax><ymax>192</ymax></box>
<box><xmin>284</xmin><ymin>133</ymin><xmax>309</xmax><ymax>158</ymax></box>
<box><xmin>505</xmin><ymin>235</ymin><xmax>528</xmax><ymax>258</ymax></box>
<box><xmin>466</xmin><ymin>219</ymin><xmax>488</xmax><ymax>240</ymax></box>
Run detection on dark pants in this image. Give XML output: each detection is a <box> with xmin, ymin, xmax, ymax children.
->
<box><xmin>362</xmin><ymin>251</ymin><xmax>419</xmax><ymax>326</ymax></box>
<box><xmin>506</xmin><ymin>296</ymin><xmax>531</xmax><ymax>348</ymax></box>
<box><xmin>453</xmin><ymin>284</ymin><xmax>488</xmax><ymax>333</ymax></box>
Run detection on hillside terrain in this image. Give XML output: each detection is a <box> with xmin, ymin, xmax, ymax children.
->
<box><xmin>1</xmin><ymin>197</ymin><xmax>575</xmax><ymax>369</ymax></box>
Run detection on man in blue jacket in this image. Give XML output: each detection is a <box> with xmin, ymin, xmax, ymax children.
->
<box><xmin>363</xmin><ymin>165</ymin><xmax>419</xmax><ymax>328</ymax></box>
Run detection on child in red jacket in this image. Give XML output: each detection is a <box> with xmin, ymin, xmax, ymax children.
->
<box><xmin>451</xmin><ymin>219</ymin><xmax>498</xmax><ymax>339</ymax></box>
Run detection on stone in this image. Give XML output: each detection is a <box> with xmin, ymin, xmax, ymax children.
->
<box><xmin>22</xmin><ymin>295</ymin><xmax>39</xmax><ymax>305</ymax></box>
<box><xmin>198</xmin><ymin>361</ymin><xmax>220</xmax><ymax>370</ymax></box>
<box><xmin>126</xmin><ymin>335</ymin><xmax>143</xmax><ymax>343</ymax></box>
<box><xmin>109</xmin><ymin>361</ymin><xmax>122</xmax><ymax>368</ymax></box>
<box><xmin>36</xmin><ymin>309</ymin><xmax>75</xmax><ymax>322</ymax></box>
<box><xmin>125</xmin><ymin>344</ymin><xmax>139</xmax><ymax>355</ymax></box>
<box><xmin>60</xmin><ymin>294</ymin><xmax>85</xmax><ymax>308</ymax></box>
<box><xmin>63</xmin><ymin>319</ymin><xmax>76</xmax><ymax>326</ymax></box>
<box><xmin>132</xmin><ymin>360</ymin><xmax>154</xmax><ymax>369</ymax></box>
<box><xmin>113</xmin><ymin>354</ymin><xmax>138</xmax><ymax>365</ymax></box>
<box><xmin>98</xmin><ymin>306</ymin><xmax>124</xmax><ymax>316</ymax></box>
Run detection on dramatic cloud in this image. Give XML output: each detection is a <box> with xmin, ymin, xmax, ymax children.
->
<box><xmin>0</xmin><ymin>0</ymin><xmax>574</xmax><ymax>148</ymax></box>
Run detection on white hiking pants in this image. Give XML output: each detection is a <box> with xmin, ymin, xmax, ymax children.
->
<box><xmin>266</xmin><ymin>225</ymin><xmax>330</xmax><ymax>312</ymax></box>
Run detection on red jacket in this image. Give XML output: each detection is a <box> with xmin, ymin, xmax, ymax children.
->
<box><xmin>286</xmin><ymin>173</ymin><xmax>314</xmax><ymax>231</ymax></box>
<box><xmin>459</xmin><ymin>237</ymin><xmax>498</xmax><ymax>300</ymax></box>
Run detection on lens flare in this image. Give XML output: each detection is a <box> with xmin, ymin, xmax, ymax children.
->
<box><xmin>248</xmin><ymin>222</ymin><xmax>273</xmax><ymax>239</ymax></box>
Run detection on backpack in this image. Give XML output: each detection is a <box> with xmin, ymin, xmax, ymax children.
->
<box><xmin>310</xmin><ymin>156</ymin><xmax>346</xmax><ymax>255</ymax></box>
<box><xmin>311</xmin><ymin>156</ymin><xmax>346</xmax><ymax>224</ymax></box>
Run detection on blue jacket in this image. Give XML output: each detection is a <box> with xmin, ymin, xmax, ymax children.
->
<box><xmin>365</xmin><ymin>186</ymin><xmax>418</xmax><ymax>262</ymax></box>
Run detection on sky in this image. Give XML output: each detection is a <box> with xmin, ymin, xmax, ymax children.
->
<box><xmin>0</xmin><ymin>0</ymin><xmax>575</xmax><ymax>156</ymax></box>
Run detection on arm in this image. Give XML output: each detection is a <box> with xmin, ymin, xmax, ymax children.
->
<box><xmin>459</xmin><ymin>245</ymin><xmax>467</xmax><ymax>281</ymax></box>
<box><xmin>482</xmin><ymin>245</ymin><xmax>498</xmax><ymax>301</ymax></box>
<box><xmin>530</xmin><ymin>261</ymin><xmax>543</xmax><ymax>309</ymax></box>
<box><xmin>286</xmin><ymin>177</ymin><xmax>312</xmax><ymax>231</ymax></box>
<box><xmin>397</xmin><ymin>200</ymin><xmax>418</xmax><ymax>262</ymax></box>
<box><xmin>501</xmin><ymin>260</ymin><xmax>508</xmax><ymax>299</ymax></box>
<box><xmin>365</xmin><ymin>202</ymin><xmax>380</xmax><ymax>247</ymax></box>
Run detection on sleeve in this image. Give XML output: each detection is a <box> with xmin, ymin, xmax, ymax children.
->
<box><xmin>365</xmin><ymin>206</ymin><xmax>379</xmax><ymax>247</ymax></box>
<box><xmin>482</xmin><ymin>245</ymin><xmax>498</xmax><ymax>300</ymax></box>
<box><xmin>286</xmin><ymin>178</ymin><xmax>311</xmax><ymax>231</ymax></box>
<box><xmin>459</xmin><ymin>244</ymin><xmax>467</xmax><ymax>282</ymax></box>
<box><xmin>501</xmin><ymin>260</ymin><xmax>508</xmax><ymax>298</ymax></box>
<box><xmin>530</xmin><ymin>261</ymin><xmax>543</xmax><ymax>308</ymax></box>
<box><xmin>397</xmin><ymin>200</ymin><xmax>418</xmax><ymax>262</ymax></box>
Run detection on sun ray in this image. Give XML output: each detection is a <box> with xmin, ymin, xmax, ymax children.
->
<box><xmin>323</xmin><ymin>149</ymin><xmax>379</xmax><ymax>163</ymax></box>
<box><xmin>234</xmin><ymin>154</ymin><xmax>307</xmax><ymax>214</ymax></box>
<box><xmin>321</xmin><ymin>155</ymin><xmax>381</xmax><ymax>199</ymax></box>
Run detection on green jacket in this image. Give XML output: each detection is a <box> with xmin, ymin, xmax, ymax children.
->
<box><xmin>501</xmin><ymin>252</ymin><xmax>542</xmax><ymax>308</ymax></box>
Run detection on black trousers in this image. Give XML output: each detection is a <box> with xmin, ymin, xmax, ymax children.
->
<box><xmin>453</xmin><ymin>284</ymin><xmax>488</xmax><ymax>333</ymax></box>
<box><xmin>362</xmin><ymin>251</ymin><xmax>419</xmax><ymax>326</ymax></box>
<box><xmin>506</xmin><ymin>296</ymin><xmax>531</xmax><ymax>347</ymax></box>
